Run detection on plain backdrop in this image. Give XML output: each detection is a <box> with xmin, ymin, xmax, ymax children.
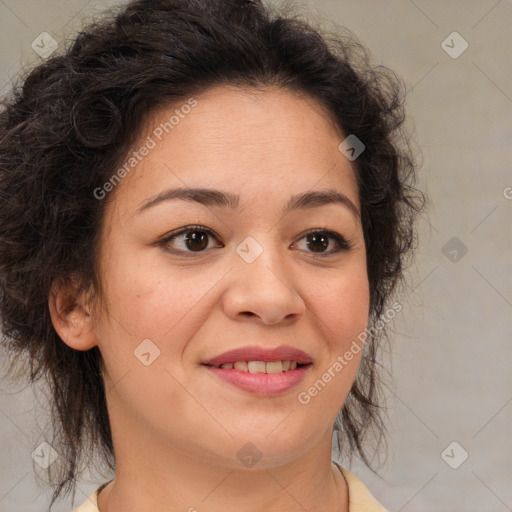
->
<box><xmin>0</xmin><ymin>1</ymin><xmax>511</xmax><ymax>511</ymax></box>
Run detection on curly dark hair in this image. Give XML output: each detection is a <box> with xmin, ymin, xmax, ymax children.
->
<box><xmin>0</xmin><ymin>0</ymin><xmax>424</xmax><ymax>508</ymax></box>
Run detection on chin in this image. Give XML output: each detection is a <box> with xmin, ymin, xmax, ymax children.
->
<box><xmin>217</xmin><ymin>428</ymin><xmax>322</xmax><ymax>470</ymax></box>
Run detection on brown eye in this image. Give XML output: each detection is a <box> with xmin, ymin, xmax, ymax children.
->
<box><xmin>159</xmin><ymin>225</ymin><xmax>222</xmax><ymax>255</ymax></box>
<box><xmin>294</xmin><ymin>229</ymin><xmax>351</xmax><ymax>255</ymax></box>
<box><xmin>183</xmin><ymin>230</ymin><xmax>209</xmax><ymax>251</ymax></box>
<box><xmin>306</xmin><ymin>232</ymin><xmax>330</xmax><ymax>253</ymax></box>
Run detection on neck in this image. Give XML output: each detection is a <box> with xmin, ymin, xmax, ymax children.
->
<box><xmin>97</xmin><ymin>421</ymin><xmax>348</xmax><ymax>512</ymax></box>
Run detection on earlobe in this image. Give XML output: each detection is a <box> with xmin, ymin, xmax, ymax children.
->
<box><xmin>48</xmin><ymin>279</ymin><xmax>98</xmax><ymax>351</ymax></box>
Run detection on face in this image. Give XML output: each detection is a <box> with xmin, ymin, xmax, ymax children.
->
<box><xmin>89</xmin><ymin>85</ymin><xmax>370</xmax><ymax>469</ymax></box>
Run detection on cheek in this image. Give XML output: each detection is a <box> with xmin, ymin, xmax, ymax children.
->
<box><xmin>92</xmin><ymin>260</ymin><xmax>219</xmax><ymax>433</ymax></box>
<box><xmin>311</xmin><ymin>262</ymin><xmax>370</xmax><ymax>344</ymax></box>
<box><xmin>93</xmin><ymin>250</ymin><xmax>230</xmax><ymax>381</ymax></box>
<box><xmin>96</xmin><ymin>245</ymin><xmax>213</xmax><ymax>337</ymax></box>
<box><xmin>298</xmin><ymin>261</ymin><xmax>369</xmax><ymax>407</ymax></box>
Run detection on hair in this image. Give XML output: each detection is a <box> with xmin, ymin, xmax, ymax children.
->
<box><xmin>0</xmin><ymin>0</ymin><xmax>425</xmax><ymax>508</ymax></box>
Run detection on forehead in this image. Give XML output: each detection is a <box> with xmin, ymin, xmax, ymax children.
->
<box><xmin>106</xmin><ymin>85</ymin><xmax>359</xmax><ymax>219</ymax></box>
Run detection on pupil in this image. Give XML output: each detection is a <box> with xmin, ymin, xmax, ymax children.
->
<box><xmin>185</xmin><ymin>231</ymin><xmax>208</xmax><ymax>251</ymax></box>
<box><xmin>307</xmin><ymin>233</ymin><xmax>328</xmax><ymax>252</ymax></box>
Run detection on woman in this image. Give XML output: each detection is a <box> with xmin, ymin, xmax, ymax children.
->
<box><xmin>0</xmin><ymin>0</ymin><xmax>424</xmax><ymax>511</ymax></box>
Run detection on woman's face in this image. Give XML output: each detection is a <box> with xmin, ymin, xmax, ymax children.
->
<box><xmin>90</xmin><ymin>85</ymin><xmax>370</xmax><ymax>469</ymax></box>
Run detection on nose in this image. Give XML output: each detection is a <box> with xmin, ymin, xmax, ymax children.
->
<box><xmin>221</xmin><ymin>238</ymin><xmax>306</xmax><ymax>325</ymax></box>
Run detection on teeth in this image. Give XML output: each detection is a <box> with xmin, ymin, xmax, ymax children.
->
<box><xmin>266</xmin><ymin>361</ymin><xmax>283</xmax><ymax>374</ymax></box>
<box><xmin>247</xmin><ymin>361</ymin><xmax>266</xmax><ymax>373</ymax></box>
<box><xmin>234</xmin><ymin>361</ymin><xmax>248</xmax><ymax>371</ymax></box>
<box><xmin>218</xmin><ymin>360</ymin><xmax>301</xmax><ymax>373</ymax></box>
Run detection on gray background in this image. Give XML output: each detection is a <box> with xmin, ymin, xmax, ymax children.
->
<box><xmin>1</xmin><ymin>1</ymin><xmax>511</xmax><ymax>511</ymax></box>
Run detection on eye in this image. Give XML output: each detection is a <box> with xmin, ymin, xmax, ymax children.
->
<box><xmin>158</xmin><ymin>225</ymin><xmax>223</xmax><ymax>255</ymax></box>
<box><xmin>293</xmin><ymin>229</ymin><xmax>351</xmax><ymax>255</ymax></box>
<box><xmin>157</xmin><ymin>226</ymin><xmax>351</xmax><ymax>256</ymax></box>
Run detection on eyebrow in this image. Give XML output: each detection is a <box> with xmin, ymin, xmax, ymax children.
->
<box><xmin>136</xmin><ymin>187</ymin><xmax>360</xmax><ymax>218</ymax></box>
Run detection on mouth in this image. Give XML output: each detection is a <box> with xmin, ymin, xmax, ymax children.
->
<box><xmin>201</xmin><ymin>345</ymin><xmax>313</xmax><ymax>395</ymax></box>
<box><xmin>204</xmin><ymin>360</ymin><xmax>311</xmax><ymax>373</ymax></box>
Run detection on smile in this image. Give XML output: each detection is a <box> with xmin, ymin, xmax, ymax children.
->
<box><xmin>208</xmin><ymin>360</ymin><xmax>306</xmax><ymax>373</ymax></box>
<box><xmin>201</xmin><ymin>345</ymin><xmax>313</xmax><ymax>395</ymax></box>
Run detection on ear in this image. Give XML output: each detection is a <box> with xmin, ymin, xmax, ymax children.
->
<box><xmin>48</xmin><ymin>278</ymin><xmax>98</xmax><ymax>351</ymax></box>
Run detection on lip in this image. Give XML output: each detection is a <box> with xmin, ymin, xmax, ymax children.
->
<box><xmin>202</xmin><ymin>345</ymin><xmax>313</xmax><ymax>367</ymax></box>
<box><xmin>205</xmin><ymin>365</ymin><xmax>311</xmax><ymax>395</ymax></box>
<box><xmin>201</xmin><ymin>345</ymin><xmax>313</xmax><ymax>396</ymax></box>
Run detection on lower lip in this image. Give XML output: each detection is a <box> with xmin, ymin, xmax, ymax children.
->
<box><xmin>204</xmin><ymin>365</ymin><xmax>311</xmax><ymax>395</ymax></box>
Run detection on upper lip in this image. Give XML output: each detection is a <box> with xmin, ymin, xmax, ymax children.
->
<box><xmin>202</xmin><ymin>345</ymin><xmax>313</xmax><ymax>367</ymax></box>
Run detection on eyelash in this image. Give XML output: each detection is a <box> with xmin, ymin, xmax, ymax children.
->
<box><xmin>157</xmin><ymin>224</ymin><xmax>352</xmax><ymax>257</ymax></box>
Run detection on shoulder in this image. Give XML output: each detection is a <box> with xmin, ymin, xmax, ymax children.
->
<box><xmin>336</xmin><ymin>464</ymin><xmax>389</xmax><ymax>512</ymax></box>
<box><xmin>71</xmin><ymin>480</ymin><xmax>111</xmax><ymax>512</ymax></box>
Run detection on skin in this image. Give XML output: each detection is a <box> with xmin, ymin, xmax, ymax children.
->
<box><xmin>49</xmin><ymin>84</ymin><xmax>370</xmax><ymax>512</ymax></box>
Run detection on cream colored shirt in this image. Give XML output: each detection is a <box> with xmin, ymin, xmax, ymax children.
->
<box><xmin>73</xmin><ymin>465</ymin><xmax>388</xmax><ymax>511</ymax></box>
